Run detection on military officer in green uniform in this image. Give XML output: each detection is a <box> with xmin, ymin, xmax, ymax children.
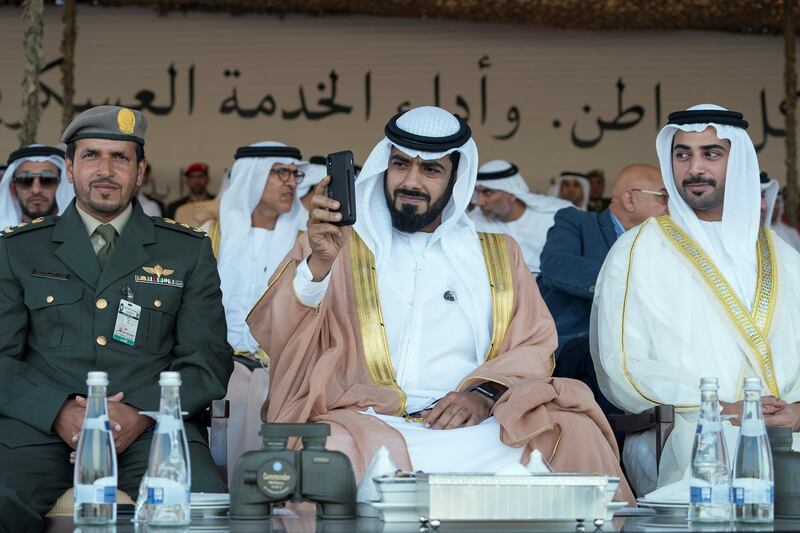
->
<box><xmin>0</xmin><ymin>105</ymin><xmax>233</xmax><ymax>531</ymax></box>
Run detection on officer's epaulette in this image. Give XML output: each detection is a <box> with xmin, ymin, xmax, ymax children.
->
<box><xmin>1</xmin><ymin>216</ymin><xmax>58</xmax><ymax>238</ymax></box>
<box><xmin>152</xmin><ymin>217</ymin><xmax>206</xmax><ymax>238</ymax></box>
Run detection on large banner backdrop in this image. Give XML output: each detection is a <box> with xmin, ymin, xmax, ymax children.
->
<box><xmin>0</xmin><ymin>6</ymin><xmax>794</xmax><ymax>200</ymax></box>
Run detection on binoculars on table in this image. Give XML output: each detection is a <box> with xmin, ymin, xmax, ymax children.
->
<box><xmin>229</xmin><ymin>423</ymin><xmax>357</xmax><ymax>520</ymax></box>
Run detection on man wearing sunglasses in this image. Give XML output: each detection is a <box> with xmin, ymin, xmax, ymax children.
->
<box><xmin>539</xmin><ymin>164</ymin><xmax>667</xmax><ymax>416</ymax></box>
<box><xmin>0</xmin><ymin>144</ymin><xmax>74</xmax><ymax>230</ymax></box>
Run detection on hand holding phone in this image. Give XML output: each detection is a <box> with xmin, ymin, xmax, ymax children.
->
<box><xmin>326</xmin><ymin>150</ymin><xmax>356</xmax><ymax>226</ymax></box>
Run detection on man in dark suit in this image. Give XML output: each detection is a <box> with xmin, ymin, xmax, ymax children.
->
<box><xmin>0</xmin><ymin>106</ymin><xmax>233</xmax><ymax>531</ymax></box>
<box><xmin>539</xmin><ymin>164</ymin><xmax>666</xmax><ymax>414</ymax></box>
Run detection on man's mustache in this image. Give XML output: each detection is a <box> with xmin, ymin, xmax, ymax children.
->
<box><xmin>90</xmin><ymin>178</ymin><xmax>121</xmax><ymax>189</ymax></box>
<box><xmin>394</xmin><ymin>188</ymin><xmax>430</xmax><ymax>203</ymax></box>
<box><xmin>25</xmin><ymin>194</ymin><xmax>48</xmax><ymax>203</ymax></box>
<box><xmin>682</xmin><ymin>176</ymin><xmax>717</xmax><ymax>188</ymax></box>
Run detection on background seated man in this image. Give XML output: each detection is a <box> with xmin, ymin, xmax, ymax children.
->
<box><xmin>166</xmin><ymin>162</ymin><xmax>215</xmax><ymax>219</ymax></box>
<box><xmin>549</xmin><ymin>171</ymin><xmax>590</xmax><ymax>210</ymax></box>
<box><xmin>203</xmin><ymin>142</ymin><xmax>307</xmax><ymax>477</ymax></box>
<box><xmin>586</xmin><ymin>169</ymin><xmax>610</xmax><ymax>213</ymax></box>
<box><xmin>469</xmin><ymin>159</ymin><xmax>570</xmax><ymax>275</ymax></box>
<box><xmin>0</xmin><ymin>144</ymin><xmax>74</xmax><ymax>229</ymax></box>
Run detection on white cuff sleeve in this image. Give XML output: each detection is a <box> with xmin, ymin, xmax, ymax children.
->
<box><xmin>292</xmin><ymin>258</ymin><xmax>331</xmax><ymax>308</ymax></box>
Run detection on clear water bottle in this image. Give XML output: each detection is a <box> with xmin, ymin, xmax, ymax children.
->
<box><xmin>135</xmin><ymin>371</ymin><xmax>191</xmax><ymax>525</ymax></box>
<box><xmin>732</xmin><ymin>377</ymin><xmax>774</xmax><ymax>523</ymax></box>
<box><xmin>74</xmin><ymin>371</ymin><xmax>118</xmax><ymax>525</ymax></box>
<box><xmin>689</xmin><ymin>377</ymin><xmax>732</xmax><ymax>523</ymax></box>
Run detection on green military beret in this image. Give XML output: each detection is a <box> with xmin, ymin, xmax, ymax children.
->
<box><xmin>61</xmin><ymin>105</ymin><xmax>147</xmax><ymax>146</ymax></box>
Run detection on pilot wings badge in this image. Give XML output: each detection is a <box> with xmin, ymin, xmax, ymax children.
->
<box><xmin>135</xmin><ymin>264</ymin><xmax>183</xmax><ymax>288</ymax></box>
<box><xmin>143</xmin><ymin>265</ymin><xmax>174</xmax><ymax>279</ymax></box>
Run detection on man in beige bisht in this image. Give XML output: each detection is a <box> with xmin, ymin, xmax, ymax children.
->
<box><xmin>247</xmin><ymin>106</ymin><xmax>634</xmax><ymax>503</ymax></box>
<box><xmin>592</xmin><ymin>104</ymin><xmax>800</xmax><ymax>497</ymax></box>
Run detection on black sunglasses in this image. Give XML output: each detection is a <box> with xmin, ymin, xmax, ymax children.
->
<box><xmin>12</xmin><ymin>170</ymin><xmax>59</xmax><ymax>188</ymax></box>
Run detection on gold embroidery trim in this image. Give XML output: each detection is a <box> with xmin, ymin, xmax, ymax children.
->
<box><xmin>753</xmin><ymin>228</ymin><xmax>778</xmax><ymax>338</ymax></box>
<box><xmin>655</xmin><ymin>215</ymin><xmax>779</xmax><ymax>398</ymax></box>
<box><xmin>207</xmin><ymin>219</ymin><xmax>221</xmax><ymax>258</ymax></box>
<box><xmin>349</xmin><ymin>231</ymin><xmax>407</xmax><ymax>416</ymax></box>
<box><xmin>477</xmin><ymin>232</ymin><xmax>514</xmax><ymax>361</ymax></box>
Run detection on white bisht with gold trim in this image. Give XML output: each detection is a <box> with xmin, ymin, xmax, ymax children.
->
<box><xmin>591</xmin><ymin>214</ymin><xmax>800</xmax><ymax>494</ymax></box>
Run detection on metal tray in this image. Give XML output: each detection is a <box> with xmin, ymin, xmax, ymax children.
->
<box><xmin>417</xmin><ymin>472</ymin><xmax>609</xmax><ymax>522</ymax></box>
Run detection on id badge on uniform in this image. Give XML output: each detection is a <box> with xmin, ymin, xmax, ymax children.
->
<box><xmin>112</xmin><ymin>299</ymin><xmax>141</xmax><ymax>346</ymax></box>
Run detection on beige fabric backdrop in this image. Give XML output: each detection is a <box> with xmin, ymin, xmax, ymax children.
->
<box><xmin>0</xmin><ymin>6</ymin><xmax>794</xmax><ymax>201</ymax></box>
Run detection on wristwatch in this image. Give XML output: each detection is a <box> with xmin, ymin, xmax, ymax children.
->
<box><xmin>469</xmin><ymin>381</ymin><xmax>504</xmax><ymax>403</ymax></box>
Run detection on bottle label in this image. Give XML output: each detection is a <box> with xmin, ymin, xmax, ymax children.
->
<box><xmin>82</xmin><ymin>415</ymin><xmax>111</xmax><ymax>432</ymax></box>
<box><xmin>145</xmin><ymin>478</ymin><xmax>189</xmax><ymax>506</ymax></box>
<box><xmin>732</xmin><ymin>478</ymin><xmax>773</xmax><ymax>504</ymax></box>
<box><xmin>75</xmin><ymin>478</ymin><xmax>117</xmax><ymax>504</ymax></box>
<box><xmin>690</xmin><ymin>484</ymin><xmax>730</xmax><ymax>504</ymax></box>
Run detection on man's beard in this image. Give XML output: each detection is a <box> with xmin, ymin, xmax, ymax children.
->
<box><xmin>384</xmin><ymin>173</ymin><xmax>457</xmax><ymax>233</ymax></box>
<box><xmin>677</xmin><ymin>175</ymin><xmax>725</xmax><ymax>212</ymax></box>
<box><xmin>18</xmin><ymin>196</ymin><xmax>57</xmax><ymax>220</ymax></box>
<box><xmin>83</xmin><ymin>178</ymin><xmax>132</xmax><ymax>215</ymax></box>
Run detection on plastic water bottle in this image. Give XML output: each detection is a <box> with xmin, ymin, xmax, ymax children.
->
<box><xmin>135</xmin><ymin>371</ymin><xmax>191</xmax><ymax>525</ymax></box>
<box><xmin>689</xmin><ymin>377</ymin><xmax>732</xmax><ymax>523</ymax></box>
<box><xmin>732</xmin><ymin>377</ymin><xmax>774</xmax><ymax>523</ymax></box>
<box><xmin>74</xmin><ymin>371</ymin><xmax>118</xmax><ymax>525</ymax></box>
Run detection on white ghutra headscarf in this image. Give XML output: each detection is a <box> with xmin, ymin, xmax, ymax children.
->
<box><xmin>656</xmin><ymin>103</ymin><xmax>761</xmax><ymax>307</ymax></box>
<box><xmin>0</xmin><ymin>144</ymin><xmax>73</xmax><ymax>229</ymax></box>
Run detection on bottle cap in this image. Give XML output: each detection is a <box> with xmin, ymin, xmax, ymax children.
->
<box><xmin>159</xmin><ymin>371</ymin><xmax>181</xmax><ymax>386</ymax></box>
<box><xmin>699</xmin><ymin>377</ymin><xmax>719</xmax><ymax>390</ymax></box>
<box><xmin>743</xmin><ymin>377</ymin><xmax>763</xmax><ymax>392</ymax></box>
<box><xmin>86</xmin><ymin>371</ymin><xmax>108</xmax><ymax>386</ymax></box>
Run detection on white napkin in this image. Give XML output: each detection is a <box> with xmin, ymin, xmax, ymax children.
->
<box><xmin>494</xmin><ymin>449</ymin><xmax>552</xmax><ymax>476</ymax></box>
<box><xmin>642</xmin><ymin>478</ymin><xmax>692</xmax><ymax>503</ymax></box>
<box><xmin>357</xmin><ymin>446</ymin><xmax>397</xmax><ymax>503</ymax></box>
<box><xmin>526</xmin><ymin>449</ymin><xmax>552</xmax><ymax>474</ymax></box>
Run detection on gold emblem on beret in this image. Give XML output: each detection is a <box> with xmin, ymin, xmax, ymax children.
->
<box><xmin>117</xmin><ymin>108</ymin><xmax>136</xmax><ymax>135</ymax></box>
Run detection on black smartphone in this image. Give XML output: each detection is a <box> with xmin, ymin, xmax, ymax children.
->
<box><xmin>326</xmin><ymin>150</ymin><xmax>357</xmax><ymax>226</ymax></box>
